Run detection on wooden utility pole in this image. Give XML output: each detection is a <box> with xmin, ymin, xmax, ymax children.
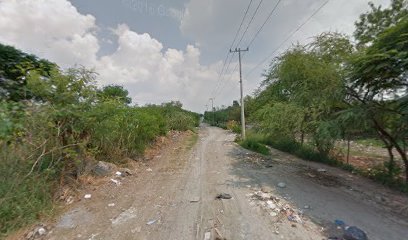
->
<box><xmin>230</xmin><ymin>47</ymin><xmax>249</xmax><ymax>139</ymax></box>
<box><xmin>209</xmin><ymin>98</ymin><xmax>215</xmax><ymax>125</ymax></box>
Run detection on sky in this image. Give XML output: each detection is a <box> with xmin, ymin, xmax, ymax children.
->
<box><xmin>0</xmin><ymin>0</ymin><xmax>390</xmax><ymax>112</ymax></box>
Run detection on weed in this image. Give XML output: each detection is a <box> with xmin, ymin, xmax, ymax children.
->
<box><xmin>239</xmin><ymin>136</ymin><xmax>270</xmax><ymax>155</ymax></box>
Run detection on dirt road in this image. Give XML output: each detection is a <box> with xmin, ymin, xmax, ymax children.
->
<box><xmin>44</xmin><ymin>126</ymin><xmax>408</xmax><ymax>240</ymax></box>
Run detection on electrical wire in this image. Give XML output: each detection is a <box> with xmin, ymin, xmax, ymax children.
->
<box><xmin>246</xmin><ymin>0</ymin><xmax>282</xmax><ymax>48</ymax></box>
<box><xmin>245</xmin><ymin>0</ymin><xmax>330</xmax><ymax>78</ymax></box>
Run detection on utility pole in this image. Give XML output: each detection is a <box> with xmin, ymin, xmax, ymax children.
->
<box><xmin>209</xmin><ymin>98</ymin><xmax>215</xmax><ymax>126</ymax></box>
<box><xmin>230</xmin><ymin>47</ymin><xmax>249</xmax><ymax>139</ymax></box>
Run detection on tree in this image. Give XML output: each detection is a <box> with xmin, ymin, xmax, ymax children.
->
<box><xmin>347</xmin><ymin>17</ymin><xmax>408</xmax><ymax>181</ymax></box>
<box><xmin>98</xmin><ymin>85</ymin><xmax>132</xmax><ymax>104</ymax></box>
<box><xmin>0</xmin><ymin>43</ymin><xmax>56</xmax><ymax>101</ymax></box>
<box><xmin>258</xmin><ymin>40</ymin><xmax>346</xmax><ymax>152</ymax></box>
<box><xmin>354</xmin><ymin>0</ymin><xmax>408</xmax><ymax>46</ymax></box>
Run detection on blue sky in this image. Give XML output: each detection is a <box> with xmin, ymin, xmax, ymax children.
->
<box><xmin>0</xmin><ymin>0</ymin><xmax>390</xmax><ymax>112</ymax></box>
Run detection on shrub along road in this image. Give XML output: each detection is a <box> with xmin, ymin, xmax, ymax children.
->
<box><xmin>41</xmin><ymin>126</ymin><xmax>407</xmax><ymax>240</ymax></box>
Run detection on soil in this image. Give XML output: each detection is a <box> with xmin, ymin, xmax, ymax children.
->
<box><xmin>14</xmin><ymin>126</ymin><xmax>408</xmax><ymax>240</ymax></box>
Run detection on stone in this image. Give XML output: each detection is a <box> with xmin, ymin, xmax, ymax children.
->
<box><xmin>216</xmin><ymin>193</ymin><xmax>232</xmax><ymax>199</ymax></box>
<box><xmin>277</xmin><ymin>182</ymin><xmax>286</xmax><ymax>188</ymax></box>
<box><xmin>92</xmin><ymin>161</ymin><xmax>116</xmax><ymax>176</ymax></box>
<box><xmin>119</xmin><ymin>168</ymin><xmax>133</xmax><ymax>176</ymax></box>
<box><xmin>111</xmin><ymin>207</ymin><xmax>137</xmax><ymax>225</ymax></box>
<box><xmin>261</xmin><ymin>186</ymin><xmax>273</xmax><ymax>193</ymax></box>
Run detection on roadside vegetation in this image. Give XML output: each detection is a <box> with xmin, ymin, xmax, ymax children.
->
<box><xmin>0</xmin><ymin>44</ymin><xmax>199</xmax><ymax>236</ymax></box>
<box><xmin>205</xmin><ymin>0</ymin><xmax>408</xmax><ymax>191</ymax></box>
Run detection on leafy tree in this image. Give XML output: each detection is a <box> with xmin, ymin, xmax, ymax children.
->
<box><xmin>354</xmin><ymin>0</ymin><xmax>408</xmax><ymax>46</ymax></box>
<box><xmin>347</xmin><ymin>17</ymin><xmax>408</xmax><ymax>181</ymax></box>
<box><xmin>98</xmin><ymin>85</ymin><xmax>132</xmax><ymax>104</ymax></box>
<box><xmin>0</xmin><ymin>43</ymin><xmax>56</xmax><ymax>101</ymax></box>
<box><xmin>258</xmin><ymin>39</ymin><xmax>346</xmax><ymax>152</ymax></box>
<box><xmin>251</xmin><ymin>102</ymin><xmax>304</xmax><ymax>140</ymax></box>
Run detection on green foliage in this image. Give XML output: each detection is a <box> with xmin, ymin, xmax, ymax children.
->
<box><xmin>266</xmin><ymin>137</ymin><xmax>341</xmax><ymax>166</ymax></box>
<box><xmin>354</xmin><ymin>0</ymin><xmax>408</xmax><ymax>46</ymax></box>
<box><xmin>364</xmin><ymin>162</ymin><xmax>408</xmax><ymax>192</ymax></box>
<box><xmin>227</xmin><ymin>120</ymin><xmax>241</xmax><ymax>134</ymax></box>
<box><xmin>0</xmin><ymin>44</ymin><xmax>200</xmax><ymax>235</ymax></box>
<box><xmin>312</xmin><ymin>121</ymin><xmax>341</xmax><ymax>155</ymax></box>
<box><xmin>204</xmin><ymin>101</ymin><xmax>241</xmax><ymax>127</ymax></box>
<box><xmin>0</xmin><ymin>148</ymin><xmax>53</xmax><ymax>236</ymax></box>
<box><xmin>0</xmin><ymin>43</ymin><xmax>56</xmax><ymax>101</ymax></box>
<box><xmin>225</xmin><ymin>1</ymin><xmax>408</xmax><ymax>189</ymax></box>
<box><xmin>347</xmin><ymin>15</ymin><xmax>408</xmax><ymax>182</ymax></box>
<box><xmin>98</xmin><ymin>85</ymin><xmax>132</xmax><ymax>104</ymax></box>
<box><xmin>239</xmin><ymin>134</ymin><xmax>270</xmax><ymax>156</ymax></box>
<box><xmin>251</xmin><ymin>102</ymin><xmax>304</xmax><ymax>140</ymax></box>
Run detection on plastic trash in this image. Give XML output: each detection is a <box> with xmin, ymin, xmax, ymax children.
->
<box><xmin>37</xmin><ymin>227</ymin><xmax>46</xmax><ymax>236</ymax></box>
<box><xmin>146</xmin><ymin>219</ymin><xmax>157</xmax><ymax>225</ymax></box>
<box><xmin>343</xmin><ymin>226</ymin><xmax>368</xmax><ymax>240</ymax></box>
<box><xmin>335</xmin><ymin>219</ymin><xmax>345</xmax><ymax>227</ymax></box>
<box><xmin>110</xmin><ymin>178</ymin><xmax>121</xmax><ymax>185</ymax></box>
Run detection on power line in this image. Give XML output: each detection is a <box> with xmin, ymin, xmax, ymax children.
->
<box><xmin>235</xmin><ymin>0</ymin><xmax>264</xmax><ymax>48</ymax></box>
<box><xmin>214</xmin><ymin>62</ymin><xmax>240</xmax><ymax>98</ymax></box>
<box><xmin>212</xmin><ymin>0</ymin><xmax>264</xmax><ymax>98</ymax></box>
<box><xmin>245</xmin><ymin>0</ymin><xmax>330</xmax><ymax>78</ymax></box>
<box><xmin>246</xmin><ymin>0</ymin><xmax>282</xmax><ymax>48</ymax></box>
<box><xmin>215</xmin><ymin>0</ymin><xmax>282</xmax><ymax>98</ymax></box>
<box><xmin>209</xmin><ymin>0</ymin><xmax>255</xmax><ymax>98</ymax></box>
<box><xmin>230</xmin><ymin>0</ymin><xmax>254</xmax><ymax>50</ymax></box>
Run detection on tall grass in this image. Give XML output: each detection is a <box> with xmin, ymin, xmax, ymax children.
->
<box><xmin>239</xmin><ymin>134</ymin><xmax>270</xmax><ymax>155</ymax></box>
<box><xmin>0</xmin><ymin>101</ymin><xmax>199</xmax><ymax>236</ymax></box>
<box><xmin>0</xmin><ymin>145</ymin><xmax>54</xmax><ymax>237</ymax></box>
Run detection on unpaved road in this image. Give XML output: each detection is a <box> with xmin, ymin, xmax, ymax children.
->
<box><xmin>43</xmin><ymin>126</ymin><xmax>408</xmax><ymax>240</ymax></box>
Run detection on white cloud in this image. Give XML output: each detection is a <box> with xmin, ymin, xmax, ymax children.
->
<box><xmin>96</xmin><ymin>24</ymin><xmax>233</xmax><ymax>111</ymax></box>
<box><xmin>0</xmin><ymin>0</ymin><xmax>99</xmax><ymax>67</ymax></box>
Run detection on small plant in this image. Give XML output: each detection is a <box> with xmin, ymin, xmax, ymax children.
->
<box><xmin>240</xmin><ymin>136</ymin><xmax>270</xmax><ymax>155</ymax></box>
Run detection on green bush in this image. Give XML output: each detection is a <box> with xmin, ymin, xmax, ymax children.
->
<box><xmin>264</xmin><ymin>137</ymin><xmax>341</xmax><ymax>166</ymax></box>
<box><xmin>167</xmin><ymin>111</ymin><xmax>197</xmax><ymax>131</ymax></box>
<box><xmin>239</xmin><ymin>135</ymin><xmax>270</xmax><ymax>155</ymax></box>
<box><xmin>0</xmin><ymin>62</ymin><xmax>200</xmax><ymax>236</ymax></box>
